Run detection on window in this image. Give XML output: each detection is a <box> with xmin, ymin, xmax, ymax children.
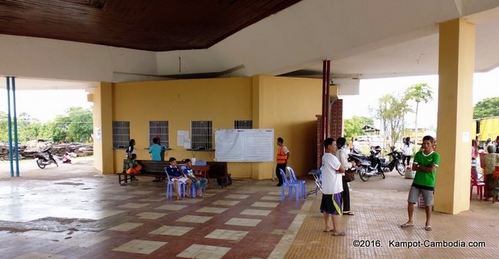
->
<box><xmin>191</xmin><ymin>121</ymin><xmax>212</xmax><ymax>150</ymax></box>
<box><xmin>112</xmin><ymin>121</ymin><xmax>130</xmax><ymax>149</ymax></box>
<box><xmin>149</xmin><ymin>121</ymin><xmax>169</xmax><ymax>148</ymax></box>
<box><xmin>234</xmin><ymin>120</ymin><xmax>253</xmax><ymax>129</ymax></box>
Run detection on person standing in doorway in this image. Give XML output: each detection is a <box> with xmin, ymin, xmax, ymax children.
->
<box><xmin>275</xmin><ymin>137</ymin><xmax>290</xmax><ymax>187</ymax></box>
<box><xmin>320</xmin><ymin>138</ymin><xmax>346</xmax><ymax>236</ymax></box>
<box><xmin>400</xmin><ymin>135</ymin><xmax>440</xmax><ymax>231</ymax></box>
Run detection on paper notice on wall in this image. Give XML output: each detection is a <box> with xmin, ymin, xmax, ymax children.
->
<box><xmin>462</xmin><ymin>132</ymin><xmax>470</xmax><ymax>142</ymax></box>
<box><xmin>183</xmin><ymin>138</ymin><xmax>191</xmax><ymax>149</ymax></box>
<box><xmin>177</xmin><ymin>130</ymin><xmax>189</xmax><ymax>146</ymax></box>
<box><xmin>94</xmin><ymin>127</ymin><xmax>101</xmax><ymax>142</ymax></box>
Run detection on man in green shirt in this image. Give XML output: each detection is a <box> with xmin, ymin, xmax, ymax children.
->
<box><xmin>400</xmin><ymin>135</ymin><xmax>440</xmax><ymax>231</ymax></box>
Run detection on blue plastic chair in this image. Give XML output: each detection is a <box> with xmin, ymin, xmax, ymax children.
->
<box><xmin>164</xmin><ymin>167</ymin><xmax>174</xmax><ymax>198</ymax></box>
<box><xmin>279</xmin><ymin>168</ymin><xmax>301</xmax><ymax>201</ymax></box>
<box><xmin>287</xmin><ymin>166</ymin><xmax>306</xmax><ymax>199</ymax></box>
<box><xmin>164</xmin><ymin>167</ymin><xmax>186</xmax><ymax>199</ymax></box>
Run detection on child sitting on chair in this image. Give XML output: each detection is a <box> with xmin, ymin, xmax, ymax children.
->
<box><xmin>166</xmin><ymin>157</ymin><xmax>192</xmax><ymax>200</ymax></box>
<box><xmin>182</xmin><ymin>159</ymin><xmax>208</xmax><ymax>197</ymax></box>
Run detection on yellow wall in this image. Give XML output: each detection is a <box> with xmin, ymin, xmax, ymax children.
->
<box><xmin>92</xmin><ymin>82</ymin><xmax>114</xmax><ymax>173</ymax></box>
<box><xmin>96</xmin><ymin>75</ymin><xmax>322</xmax><ymax>179</ymax></box>
<box><xmin>478</xmin><ymin>117</ymin><xmax>499</xmax><ymax>141</ymax></box>
<box><xmin>254</xmin><ymin>75</ymin><xmax>322</xmax><ymax>178</ymax></box>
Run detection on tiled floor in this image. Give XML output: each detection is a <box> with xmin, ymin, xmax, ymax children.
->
<box><xmin>0</xmin><ymin>160</ymin><xmax>499</xmax><ymax>258</ymax></box>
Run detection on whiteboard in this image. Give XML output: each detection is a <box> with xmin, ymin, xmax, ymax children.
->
<box><xmin>215</xmin><ymin>129</ymin><xmax>274</xmax><ymax>162</ymax></box>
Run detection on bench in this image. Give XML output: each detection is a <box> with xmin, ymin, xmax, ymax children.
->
<box><xmin>117</xmin><ymin>160</ymin><xmax>230</xmax><ymax>187</ymax></box>
<box><xmin>207</xmin><ymin>161</ymin><xmax>231</xmax><ymax>188</ymax></box>
<box><xmin>118</xmin><ymin>160</ymin><xmax>168</xmax><ymax>185</ymax></box>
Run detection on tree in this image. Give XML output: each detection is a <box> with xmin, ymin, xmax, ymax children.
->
<box><xmin>66</xmin><ymin>107</ymin><xmax>93</xmax><ymax>142</ymax></box>
<box><xmin>17</xmin><ymin>112</ymin><xmax>42</xmax><ymax>142</ymax></box>
<box><xmin>42</xmin><ymin>107</ymin><xmax>93</xmax><ymax>142</ymax></box>
<box><xmin>404</xmin><ymin>83</ymin><xmax>433</xmax><ymax>143</ymax></box>
<box><xmin>0</xmin><ymin>106</ymin><xmax>93</xmax><ymax>143</ymax></box>
<box><xmin>473</xmin><ymin>97</ymin><xmax>499</xmax><ymax>119</ymax></box>
<box><xmin>344</xmin><ymin>116</ymin><xmax>374</xmax><ymax>139</ymax></box>
<box><xmin>0</xmin><ymin>111</ymin><xmax>7</xmax><ymax>142</ymax></box>
<box><xmin>374</xmin><ymin>94</ymin><xmax>413</xmax><ymax>146</ymax></box>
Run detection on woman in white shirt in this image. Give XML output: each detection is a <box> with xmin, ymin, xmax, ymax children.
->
<box><xmin>402</xmin><ymin>137</ymin><xmax>413</xmax><ymax>168</ymax></box>
<box><xmin>334</xmin><ymin>137</ymin><xmax>354</xmax><ymax>216</ymax></box>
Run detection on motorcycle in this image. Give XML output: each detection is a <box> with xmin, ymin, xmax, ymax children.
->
<box><xmin>34</xmin><ymin>148</ymin><xmax>59</xmax><ymax>169</ymax></box>
<box><xmin>379</xmin><ymin>147</ymin><xmax>405</xmax><ymax>176</ymax></box>
<box><xmin>352</xmin><ymin>146</ymin><xmax>385</xmax><ymax>182</ymax></box>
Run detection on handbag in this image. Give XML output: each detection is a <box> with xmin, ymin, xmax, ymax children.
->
<box><xmin>344</xmin><ymin>169</ymin><xmax>355</xmax><ymax>182</ymax></box>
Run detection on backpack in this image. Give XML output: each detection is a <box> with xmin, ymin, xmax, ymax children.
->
<box><xmin>216</xmin><ymin>174</ymin><xmax>232</xmax><ymax>187</ymax></box>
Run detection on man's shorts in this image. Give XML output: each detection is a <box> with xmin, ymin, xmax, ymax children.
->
<box><xmin>320</xmin><ymin>193</ymin><xmax>343</xmax><ymax>215</ymax></box>
<box><xmin>408</xmin><ymin>186</ymin><xmax>433</xmax><ymax>206</ymax></box>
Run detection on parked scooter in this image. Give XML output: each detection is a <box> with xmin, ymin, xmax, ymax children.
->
<box><xmin>34</xmin><ymin>148</ymin><xmax>59</xmax><ymax>169</ymax></box>
<box><xmin>379</xmin><ymin>147</ymin><xmax>405</xmax><ymax>175</ymax></box>
<box><xmin>348</xmin><ymin>147</ymin><xmax>385</xmax><ymax>182</ymax></box>
<box><xmin>348</xmin><ymin>148</ymin><xmax>368</xmax><ymax>168</ymax></box>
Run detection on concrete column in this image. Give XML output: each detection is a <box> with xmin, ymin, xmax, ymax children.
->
<box><xmin>434</xmin><ymin>18</ymin><xmax>475</xmax><ymax>214</ymax></box>
<box><xmin>92</xmin><ymin>82</ymin><xmax>115</xmax><ymax>174</ymax></box>
<box><xmin>251</xmin><ymin>75</ymin><xmax>274</xmax><ymax>180</ymax></box>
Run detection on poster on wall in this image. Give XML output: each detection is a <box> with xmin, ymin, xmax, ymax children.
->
<box><xmin>177</xmin><ymin>130</ymin><xmax>189</xmax><ymax>146</ymax></box>
<box><xmin>215</xmin><ymin>129</ymin><xmax>274</xmax><ymax>162</ymax></box>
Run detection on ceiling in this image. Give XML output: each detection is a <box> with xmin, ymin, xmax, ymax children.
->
<box><xmin>1</xmin><ymin>0</ymin><xmax>499</xmax><ymax>90</ymax></box>
<box><xmin>0</xmin><ymin>0</ymin><xmax>300</xmax><ymax>52</ymax></box>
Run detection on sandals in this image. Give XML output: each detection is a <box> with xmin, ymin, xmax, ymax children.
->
<box><xmin>331</xmin><ymin>231</ymin><xmax>346</xmax><ymax>236</ymax></box>
<box><xmin>400</xmin><ymin>222</ymin><xmax>432</xmax><ymax>231</ymax></box>
<box><xmin>400</xmin><ymin>222</ymin><xmax>414</xmax><ymax>228</ymax></box>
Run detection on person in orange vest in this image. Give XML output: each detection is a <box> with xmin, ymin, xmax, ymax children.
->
<box><xmin>275</xmin><ymin>137</ymin><xmax>290</xmax><ymax>187</ymax></box>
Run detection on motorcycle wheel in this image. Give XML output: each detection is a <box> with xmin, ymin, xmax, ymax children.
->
<box><xmin>358</xmin><ymin>167</ymin><xmax>370</xmax><ymax>182</ymax></box>
<box><xmin>36</xmin><ymin>159</ymin><xmax>46</xmax><ymax>169</ymax></box>
<box><xmin>396</xmin><ymin>163</ymin><xmax>405</xmax><ymax>176</ymax></box>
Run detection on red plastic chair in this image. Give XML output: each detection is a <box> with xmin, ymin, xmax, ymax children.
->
<box><xmin>470</xmin><ymin>168</ymin><xmax>486</xmax><ymax>200</ymax></box>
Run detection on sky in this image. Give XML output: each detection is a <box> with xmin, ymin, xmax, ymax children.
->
<box><xmin>342</xmin><ymin>67</ymin><xmax>499</xmax><ymax>130</ymax></box>
<box><xmin>1</xmin><ymin>67</ymin><xmax>499</xmax><ymax>125</ymax></box>
<box><xmin>0</xmin><ymin>89</ymin><xmax>93</xmax><ymax>122</ymax></box>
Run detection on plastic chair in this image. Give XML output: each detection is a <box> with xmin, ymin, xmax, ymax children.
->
<box><xmin>165</xmin><ymin>167</ymin><xmax>186</xmax><ymax>199</ymax></box>
<box><xmin>287</xmin><ymin>166</ymin><xmax>306</xmax><ymax>198</ymax></box>
<box><xmin>164</xmin><ymin>167</ymin><xmax>175</xmax><ymax>198</ymax></box>
<box><xmin>470</xmin><ymin>168</ymin><xmax>485</xmax><ymax>200</ymax></box>
<box><xmin>308</xmin><ymin>169</ymin><xmax>322</xmax><ymax>195</ymax></box>
<box><xmin>279</xmin><ymin>169</ymin><xmax>300</xmax><ymax>201</ymax></box>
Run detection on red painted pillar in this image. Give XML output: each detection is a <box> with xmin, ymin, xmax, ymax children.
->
<box><xmin>321</xmin><ymin>60</ymin><xmax>330</xmax><ymax>141</ymax></box>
